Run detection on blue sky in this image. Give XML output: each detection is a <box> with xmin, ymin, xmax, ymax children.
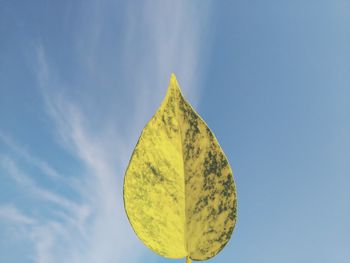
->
<box><xmin>0</xmin><ymin>1</ymin><xmax>349</xmax><ymax>262</ymax></box>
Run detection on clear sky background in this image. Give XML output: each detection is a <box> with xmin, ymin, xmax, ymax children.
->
<box><xmin>0</xmin><ymin>1</ymin><xmax>349</xmax><ymax>263</ymax></box>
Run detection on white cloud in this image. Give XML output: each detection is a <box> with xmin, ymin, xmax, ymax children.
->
<box><xmin>37</xmin><ymin>56</ymin><xmax>139</xmax><ymax>262</ymax></box>
<box><xmin>0</xmin><ymin>204</ymin><xmax>35</xmax><ymax>225</ymax></box>
<box><xmin>0</xmin><ymin>133</ymin><xmax>58</xmax><ymax>179</ymax></box>
<box><xmin>0</xmin><ymin>155</ymin><xmax>82</xmax><ymax>213</ymax></box>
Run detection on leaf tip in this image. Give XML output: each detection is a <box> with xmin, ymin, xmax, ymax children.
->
<box><xmin>170</xmin><ymin>72</ymin><xmax>177</xmax><ymax>79</ymax></box>
<box><xmin>169</xmin><ymin>73</ymin><xmax>178</xmax><ymax>86</ymax></box>
<box><xmin>167</xmin><ymin>73</ymin><xmax>183</xmax><ymax>95</ymax></box>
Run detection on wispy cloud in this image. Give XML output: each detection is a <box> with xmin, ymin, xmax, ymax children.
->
<box><xmin>0</xmin><ymin>204</ymin><xmax>35</xmax><ymax>225</ymax></box>
<box><xmin>0</xmin><ymin>155</ymin><xmax>82</xmax><ymax>212</ymax></box>
<box><xmin>1</xmin><ymin>1</ymin><xmax>212</xmax><ymax>262</ymax></box>
<box><xmin>0</xmin><ymin>132</ymin><xmax>68</xmax><ymax>182</ymax></box>
<box><xmin>36</xmin><ymin>46</ymin><xmax>140</xmax><ymax>263</ymax></box>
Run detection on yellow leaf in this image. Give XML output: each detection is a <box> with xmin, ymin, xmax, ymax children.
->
<box><xmin>123</xmin><ymin>74</ymin><xmax>237</xmax><ymax>262</ymax></box>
